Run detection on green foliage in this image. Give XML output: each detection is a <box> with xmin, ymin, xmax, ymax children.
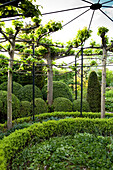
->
<box><xmin>105</xmin><ymin>98</ymin><xmax>113</xmax><ymax>112</ymax></box>
<box><xmin>0</xmin><ymin>122</ymin><xmax>31</xmax><ymax>140</ymax></box>
<box><xmin>97</xmin><ymin>26</ymin><xmax>109</xmax><ymax>37</ymax></box>
<box><xmin>11</xmin><ymin>134</ymin><xmax>113</xmax><ymax>169</ymax></box>
<box><xmin>106</xmin><ymin>88</ymin><xmax>113</xmax><ymax>98</ymax></box>
<box><xmin>87</xmin><ymin>71</ymin><xmax>101</xmax><ymax>112</ymax></box>
<box><xmin>1</xmin><ymin>117</ymin><xmax>113</xmax><ymax>169</ymax></box>
<box><xmin>12</xmin><ymin>20</ymin><xmax>24</xmax><ymax>28</ymax></box>
<box><xmin>73</xmin><ymin>99</ymin><xmax>90</xmax><ymax>112</ymax></box>
<box><xmin>53</xmin><ymin>97</ymin><xmax>72</xmax><ymax>112</ymax></box>
<box><xmin>5</xmin><ymin>27</ymin><xmax>14</xmax><ymax>34</ymax></box>
<box><xmin>0</xmin><ymin>91</ymin><xmax>20</xmax><ymax>123</ymax></box>
<box><xmin>0</xmin><ymin>0</ymin><xmax>41</xmax><ymax>18</ymax></box>
<box><xmin>1</xmin><ymin>111</ymin><xmax>113</xmax><ymax>132</ymax></box>
<box><xmin>90</xmin><ymin>60</ymin><xmax>98</xmax><ymax>66</ymax></box>
<box><xmin>76</xmin><ymin>27</ymin><xmax>92</xmax><ymax>45</ymax></box>
<box><xmin>20</xmin><ymin>101</ymin><xmax>31</xmax><ymax>117</ymax></box>
<box><xmin>53</xmin><ymin>68</ymin><xmax>74</xmax><ymax>86</ymax></box>
<box><xmin>0</xmin><ymin>81</ymin><xmax>22</xmax><ymax>96</ymax></box>
<box><xmin>31</xmin><ymin>98</ymin><xmax>48</xmax><ymax>114</ymax></box>
<box><xmin>42</xmin><ymin>81</ymin><xmax>73</xmax><ymax>101</ymax></box>
<box><xmin>16</xmin><ymin>85</ymin><xmax>43</xmax><ymax>102</ymax></box>
<box><xmin>97</xmin><ymin>69</ymin><xmax>113</xmax><ymax>87</ymax></box>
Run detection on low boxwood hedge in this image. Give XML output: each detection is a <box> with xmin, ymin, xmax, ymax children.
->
<box><xmin>1</xmin><ymin>111</ymin><xmax>113</xmax><ymax>132</ymax></box>
<box><xmin>1</xmin><ymin>117</ymin><xmax>113</xmax><ymax>169</ymax></box>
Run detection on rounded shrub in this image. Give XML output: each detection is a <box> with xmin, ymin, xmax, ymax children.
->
<box><xmin>0</xmin><ymin>81</ymin><xmax>22</xmax><ymax>96</ymax></box>
<box><xmin>73</xmin><ymin>99</ymin><xmax>90</xmax><ymax>112</ymax></box>
<box><xmin>0</xmin><ymin>90</ymin><xmax>20</xmax><ymax>123</ymax></box>
<box><xmin>42</xmin><ymin>81</ymin><xmax>73</xmax><ymax>101</ymax></box>
<box><xmin>31</xmin><ymin>98</ymin><xmax>48</xmax><ymax>114</ymax></box>
<box><xmin>16</xmin><ymin>85</ymin><xmax>43</xmax><ymax>102</ymax></box>
<box><xmin>20</xmin><ymin>101</ymin><xmax>31</xmax><ymax>117</ymax></box>
<box><xmin>53</xmin><ymin>97</ymin><xmax>72</xmax><ymax>112</ymax></box>
<box><xmin>87</xmin><ymin>71</ymin><xmax>101</xmax><ymax>112</ymax></box>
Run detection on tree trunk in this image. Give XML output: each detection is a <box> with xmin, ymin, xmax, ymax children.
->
<box><xmin>7</xmin><ymin>44</ymin><xmax>14</xmax><ymax>129</ymax></box>
<box><xmin>101</xmin><ymin>38</ymin><xmax>107</xmax><ymax>118</ymax></box>
<box><xmin>47</xmin><ymin>52</ymin><xmax>53</xmax><ymax>106</ymax></box>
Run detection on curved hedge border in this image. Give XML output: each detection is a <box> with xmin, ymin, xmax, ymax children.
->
<box><xmin>1</xmin><ymin>111</ymin><xmax>113</xmax><ymax>131</ymax></box>
<box><xmin>1</xmin><ymin>117</ymin><xmax>113</xmax><ymax>169</ymax></box>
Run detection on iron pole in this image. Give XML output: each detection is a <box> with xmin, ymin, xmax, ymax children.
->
<box><xmin>80</xmin><ymin>47</ymin><xmax>83</xmax><ymax>117</ymax></box>
<box><xmin>32</xmin><ymin>43</ymin><xmax>35</xmax><ymax>121</ymax></box>
<box><xmin>75</xmin><ymin>56</ymin><xmax>77</xmax><ymax>100</ymax></box>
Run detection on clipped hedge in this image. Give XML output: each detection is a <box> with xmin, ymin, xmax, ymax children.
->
<box><xmin>53</xmin><ymin>97</ymin><xmax>72</xmax><ymax>112</ymax></box>
<box><xmin>20</xmin><ymin>101</ymin><xmax>31</xmax><ymax>117</ymax></box>
<box><xmin>0</xmin><ymin>81</ymin><xmax>22</xmax><ymax>96</ymax></box>
<box><xmin>73</xmin><ymin>99</ymin><xmax>90</xmax><ymax>112</ymax></box>
<box><xmin>31</xmin><ymin>98</ymin><xmax>48</xmax><ymax>114</ymax></box>
<box><xmin>16</xmin><ymin>85</ymin><xmax>43</xmax><ymax>102</ymax></box>
<box><xmin>1</xmin><ymin>117</ymin><xmax>113</xmax><ymax>169</ymax></box>
<box><xmin>0</xmin><ymin>91</ymin><xmax>20</xmax><ymax>123</ymax></box>
<box><xmin>42</xmin><ymin>81</ymin><xmax>73</xmax><ymax>101</ymax></box>
<box><xmin>1</xmin><ymin>111</ymin><xmax>113</xmax><ymax>131</ymax></box>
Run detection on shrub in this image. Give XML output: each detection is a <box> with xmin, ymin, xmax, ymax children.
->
<box><xmin>87</xmin><ymin>71</ymin><xmax>101</xmax><ymax>112</ymax></box>
<box><xmin>73</xmin><ymin>99</ymin><xmax>90</xmax><ymax>112</ymax></box>
<box><xmin>42</xmin><ymin>81</ymin><xmax>73</xmax><ymax>101</ymax></box>
<box><xmin>1</xmin><ymin>117</ymin><xmax>113</xmax><ymax>169</ymax></box>
<box><xmin>0</xmin><ymin>81</ymin><xmax>22</xmax><ymax>96</ymax></box>
<box><xmin>31</xmin><ymin>98</ymin><xmax>48</xmax><ymax>114</ymax></box>
<box><xmin>105</xmin><ymin>98</ymin><xmax>113</xmax><ymax>112</ymax></box>
<box><xmin>16</xmin><ymin>85</ymin><xmax>43</xmax><ymax>102</ymax></box>
<box><xmin>53</xmin><ymin>97</ymin><xmax>72</xmax><ymax>112</ymax></box>
<box><xmin>0</xmin><ymin>91</ymin><xmax>20</xmax><ymax>123</ymax></box>
<box><xmin>20</xmin><ymin>101</ymin><xmax>31</xmax><ymax>117</ymax></box>
<box><xmin>105</xmin><ymin>88</ymin><xmax>113</xmax><ymax>98</ymax></box>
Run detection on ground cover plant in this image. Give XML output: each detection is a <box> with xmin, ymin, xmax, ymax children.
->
<box><xmin>10</xmin><ymin>133</ymin><xmax>113</xmax><ymax>169</ymax></box>
<box><xmin>1</xmin><ymin>117</ymin><xmax>113</xmax><ymax>169</ymax></box>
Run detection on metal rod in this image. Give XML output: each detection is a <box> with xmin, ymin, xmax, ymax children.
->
<box><xmin>102</xmin><ymin>5</ymin><xmax>113</xmax><ymax>8</ymax></box>
<box><xmin>62</xmin><ymin>8</ymin><xmax>90</xmax><ymax>27</ymax></box>
<box><xmin>42</xmin><ymin>6</ymin><xmax>90</xmax><ymax>15</ymax></box>
<box><xmin>99</xmin><ymin>9</ymin><xmax>113</xmax><ymax>22</ymax></box>
<box><xmin>75</xmin><ymin>57</ymin><xmax>77</xmax><ymax>100</ymax></box>
<box><xmin>81</xmin><ymin>0</ymin><xmax>93</xmax><ymax>4</ymax></box>
<box><xmin>80</xmin><ymin>47</ymin><xmax>83</xmax><ymax>117</ymax></box>
<box><xmin>101</xmin><ymin>0</ymin><xmax>113</xmax><ymax>4</ymax></box>
<box><xmin>88</xmin><ymin>10</ymin><xmax>95</xmax><ymax>31</ymax></box>
<box><xmin>32</xmin><ymin>43</ymin><xmax>35</xmax><ymax>121</ymax></box>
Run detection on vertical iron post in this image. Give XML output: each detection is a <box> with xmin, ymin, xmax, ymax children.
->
<box><xmin>32</xmin><ymin>43</ymin><xmax>35</xmax><ymax>121</ymax></box>
<box><xmin>75</xmin><ymin>56</ymin><xmax>77</xmax><ymax>100</ymax></box>
<box><xmin>80</xmin><ymin>47</ymin><xmax>83</xmax><ymax>117</ymax></box>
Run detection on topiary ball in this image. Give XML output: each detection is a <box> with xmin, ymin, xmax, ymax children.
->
<box><xmin>0</xmin><ymin>90</ymin><xmax>20</xmax><ymax>123</ymax></box>
<box><xmin>53</xmin><ymin>97</ymin><xmax>72</xmax><ymax>112</ymax></box>
<box><xmin>0</xmin><ymin>81</ymin><xmax>22</xmax><ymax>96</ymax></box>
<box><xmin>73</xmin><ymin>99</ymin><xmax>90</xmax><ymax>112</ymax></box>
<box><xmin>16</xmin><ymin>85</ymin><xmax>43</xmax><ymax>102</ymax></box>
<box><xmin>20</xmin><ymin>101</ymin><xmax>31</xmax><ymax>118</ymax></box>
<box><xmin>31</xmin><ymin>98</ymin><xmax>48</xmax><ymax>114</ymax></box>
<box><xmin>42</xmin><ymin>81</ymin><xmax>73</xmax><ymax>101</ymax></box>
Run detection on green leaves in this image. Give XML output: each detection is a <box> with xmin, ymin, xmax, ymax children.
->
<box><xmin>97</xmin><ymin>27</ymin><xmax>109</xmax><ymax>37</ymax></box>
<box><xmin>5</xmin><ymin>27</ymin><xmax>14</xmax><ymax>35</ymax></box>
<box><xmin>11</xmin><ymin>133</ymin><xmax>113</xmax><ymax>169</ymax></box>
